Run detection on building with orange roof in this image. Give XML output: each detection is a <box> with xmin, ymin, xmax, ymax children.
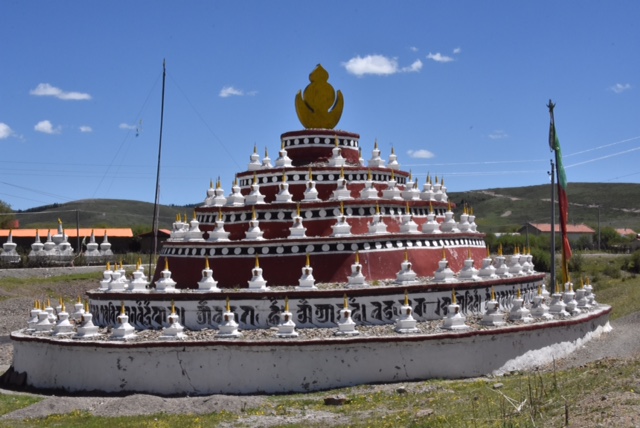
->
<box><xmin>518</xmin><ymin>223</ymin><xmax>595</xmax><ymax>244</ymax></box>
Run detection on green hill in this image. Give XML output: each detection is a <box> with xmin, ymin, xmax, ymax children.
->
<box><xmin>8</xmin><ymin>182</ymin><xmax>640</xmax><ymax>235</ymax></box>
<box><xmin>449</xmin><ymin>183</ymin><xmax>640</xmax><ymax>233</ymax></box>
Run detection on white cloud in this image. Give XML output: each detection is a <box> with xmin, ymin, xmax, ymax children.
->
<box><xmin>30</xmin><ymin>83</ymin><xmax>91</xmax><ymax>101</ymax></box>
<box><xmin>219</xmin><ymin>86</ymin><xmax>244</xmax><ymax>97</ymax></box>
<box><xmin>453</xmin><ymin>47</ymin><xmax>462</xmax><ymax>54</ymax></box>
<box><xmin>343</xmin><ymin>55</ymin><xmax>399</xmax><ymax>77</ymax></box>
<box><xmin>407</xmin><ymin>149</ymin><xmax>435</xmax><ymax>159</ymax></box>
<box><xmin>402</xmin><ymin>59</ymin><xmax>423</xmax><ymax>73</ymax></box>
<box><xmin>0</xmin><ymin>123</ymin><xmax>14</xmax><ymax>139</ymax></box>
<box><xmin>409</xmin><ymin>46</ymin><xmax>419</xmax><ymax>52</ymax></box>
<box><xmin>610</xmin><ymin>83</ymin><xmax>631</xmax><ymax>94</ymax></box>
<box><xmin>426</xmin><ymin>52</ymin><xmax>454</xmax><ymax>63</ymax></box>
<box><xmin>119</xmin><ymin>123</ymin><xmax>136</xmax><ymax>130</ymax></box>
<box><xmin>79</xmin><ymin>126</ymin><xmax>93</xmax><ymax>133</ymax></box>
<box><xmin>489</xmin><ymin>130</ymin><xmax>508</xmax><ymax>140</ymax></box>
<box><xmin>34</xmin><ymin>120</ymin><xmax>61</xmax><ymax>134</ymax></box>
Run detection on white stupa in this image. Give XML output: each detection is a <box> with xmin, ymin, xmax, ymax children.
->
<box><xmin>289</xmin><ymin>204</ymin><xmax>307</xmax><ymax>238</ymax></box>
<box><xmin>111</xmin><ymin>302</ymin><xmax>137</xmax><ymax>340</ymax></box>
<box><xmin>155</xmin><ymin>259</ymin><xmax>178</xmax><ymax>293</ymax></box>
<box><xmin>275</xmin><ymin>172</ymin><xmax>293</xmax><ymax>203</ymax></box>
<box><xmin>395</xmin><ymin>290</ymin><xmax>419</xmax><ymax>333</ymax></box>
<box><xmin>296</xmin><ymin>253</ymin><xmax>317</xmax><ymax>290</ymax></box>
<box><xmin>480</xmin><ymin>287</ymin><xmax>506</xmax><ymax>326</ymax></box>
<box><xmin>161</xmin><ymin>300</ymin><xmax>186</xmax><ymax>340</ymax></box>
<box><xmin>275</xmin><ymin>140</ymin><xmax>293</xmax><ymax>168</ymax></box>
<box><xmin>347</xmin><ymin>251</ymin><xmax>369</xmax><ymax>288</ymax></box>
<box><xmin>217</xmin><ymin>297</ymin><xmax>242</xmax><ymax>338</ymax></box>
<box><xmin>197</xmin><ymin>258</ymin><xmax>221</xmax><ymax>292</ymax></box>
<box><xmin>247</xmin><ymin>255</ymin><xmax>269</xmax><ymax>291</ymax></box>
<box><xmin>381</xmin><ymin>170</ymin><xmax>402</xmax><ymax>200</ymax></box>
<box><xmin>244</xmin><ymin>207</ymin><xmax>265</xmax><ymax>240</ymax></box>
<box><xmin>327</xmin><ymin>136</ymin><xmax>346</xmax><ymax>167</ymax></box>
<box><xmin>208</xmin><ymin>210</ymin><xmax>231</xmax><ymax>242</ymax></box>
<box><xmin>276</xmin><ymin>297</ymin><xmax>299</xmax><ymax>338</ymax></box>
<box><xmin>442</xmin><ymin>289</ymin><xmax>469</xmax><ymax>330</ymax></box>
<box><xmin>302</xmin><ymin>168</ymin><xmax>320</xmax><ymax>202</ymax></box>
<box><xmin>331</xmin><ymin>202</ymin><xmax>352</xmax><ymax>237</ymax></box>
<box><xmin>395</xmin><ymin>249</ymin><xmax>418</xmax><ymax>285</ymax></box>
<box><xmin>368</xmin><ymin>140</ymin><xmax>385</xmax><ymax>168</ymax></box>
<box><xmin>331</xmin><ymin>167</ymin><xmax>353</xmax><ymax>200</ymax></box>
<box><xmin>245</xmin><ymin>173</ymin><xmax>266</xmax><ymax>205</ymax></box>
<box><xmin>247</xmin><ymin>144</ymin><xmax>262</xmax><ymax>171</ymax></box>
<box><xmin>226</xmin><ymin>177</ymin><xmax>246</xmax><ymax>207</ymax></box>
<box><xmin>360</xmin><ymin>170</ymin><xmax>380</xmax><ymax>200</ymax></box>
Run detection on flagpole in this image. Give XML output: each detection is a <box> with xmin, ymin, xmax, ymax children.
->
<box><xmin>549</xmin><ymin>159</ymin><xmax>556</xmax><ymax>289</ymax></box>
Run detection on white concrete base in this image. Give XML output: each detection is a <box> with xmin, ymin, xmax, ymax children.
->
<box><xmin>10</xmin><ymin>307</ymin><xmax>610</xmax><ymax>395</ymax></box>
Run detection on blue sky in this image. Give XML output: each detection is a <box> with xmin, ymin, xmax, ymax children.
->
<box><xmin>1</xmin><ymin>1</ymin><xmax>639</xmax><ymax>211</ymax></box>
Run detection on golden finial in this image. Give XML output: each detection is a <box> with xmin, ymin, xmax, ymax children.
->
<box><xmin>252</xmin><ymin>206</ymin><xmax>257</xmax><ymax>220</ymax></box>
<box><xmin>233</xmin><ymin>175</ymin><xmax>238</xmax><ymax>186</ymax></box>
<box><xmin>218</xmin><ymin>209</ymin><xmax>223</xmax><ymax>221</ymax></box>
<box><xmin>538</xmin><ymin>285</ymin><xmax>542</xmax><ymax>296</ymax></box>
<box><xmin>253</xmin><ymin>172</ymin><xmax>258</xmax><ymax>184</ymax></box>
<box><xmin>367</xmin><ymin>169</ymin><xmax>372</xmax><ymax>180</ymax></box>
<box><xmin>441</xmin><ymin>177</ymin><xmax>445</xmax><ymax>186</ymax></box>
<box><xmin>47</xmin><ymin>298</ymin><xmax>51</xmax><ymax>308</ymax></box>
<box><xmin>210</xmin><ymin>178</ymin><xmax>214</xmax><ymax>188</ymax></box>
<box><xmin>295</xmin><ymin>64</ymin><xmax>344</xmax><ymax>129</ymax></box>
<box><xmin>447</xmin><ymin>200</ymin><xmax>452</xmax><ymax>212</ymax></box>
<box><xmin>486</xmin><ymin>246</ymin><xmax>491</xmax><ymax>258</ymax></box>
<box><xmin>84</xmin><ymin>300</ymin><xmax>89</xmax><ymax>313</ymax></box>
<box><xmin>340</xmin><ymin>166</ymin><xmax>344</xmax><ymax>178</ymax></box>
<box><xmin>470</xmin><ymin>207</ymin><xmax>474</xmax><ymax>216</ymax></box>
<box><xmin>335</xmin><ymin>136</ymin><xmax>339</xmax><ymax>147</ymax></box>
<box><xmin>58</xmin><ymin>218</ymin><xmax>62</xmax><ymax>225</ymax></box>
<box><xmin>355</xmin><ymin>250</ymin><xmax>360</xmax><ymax>264</ymax></box>
<box><xmin>281</xmin><ymin>140</ymin><xmax>285</xmax><ymax>150</ymax></box>
<box><xmin>451</xmin><ymin>289</ymin><xmax>457</xmax><ymax>305</ymax></box>
<box><xmin>391</xmin><ymin>146</ymin><xmax>395</xmax><ymax>155</ymax></box>
<box><xmin>404</xmin><ymin>289</ymin><xmax>409</xmax><ymax>306</ymax></box>
<box><xmin>193</xmin><ymin>211</ymin><xmax>197</xmax><ymax>221</ymax></box>
<box><xmin>164</xmin><ymin>258</ymin><xmax>169</xmax><ymax>271</ymax></box>
<box><xmin>284</xmin><ymin>296</ymin><xmax>290</xmax><ymax>313</ymax></box>
<box><xmin>374</xmin><ymin>139</ymin><xmax>378</xmax><ymax>150</ymax></box>
<box><xmin>282</xmin><ymin>171</ymin><xmax>287</xmax><ymax>183</ymax></box>
<box><xmin>580</xmin><ymin>277</ymin><xmax>584</xmax><ymax>289</ymax></box>
<box><xmin>517</xmin><ymin>287</ymin><xmax>522</xmax><ymax>299</ymax></box>
<box><xmin>120</xmin><ymin>301</ymin><xmax>125</xmax><ymax>315</ymax></box>
<box><xmin>184</xmin><ymin>212</ymin><xmax>187</xmax><ymax>223</ymax></box>
<box><xmin>306</xmin><ymin>253</ymin><xmax>310</xmax><ymax>267</ymax></box>
<box><xmin>343</xmin><ymin>294</ymin><xmax>349</xmax><ymax>309</ymax></box>
<box><xmin>216</xmin><ymin>176</ymin><xmax>222</xmax><ymax>189</ymax></box>
<box><xmin>391</xmin><ymin>169</ymin><xmax>395</xmax><ymax>181</ymax></box>
<box><xmin>429</xmin><ymin>201</ymin><xmax>434</xmax><ymax>214</ymax></box>
<box><xmin>253</xmin><ymin>143</ymin><xmax>257</xmax><ymax>154</ymax></box>
<box><xmin>569</xmin><ymin>281</ymin><xmax>574</xmax><ymax>292</ymax></box>
<box><xmin>435</xmin><ymin>175</ymin><xmax>439</xmax><ymax>184</ymax></box>
<box><xmin>491</xmin><ymin>286</ymin><xmax>496</xmax><ymax>301</ymax></box>
<box><xmin>255</xmin><ymin>254</ymin><xmax>260</xmax><ymax>268</ymax></box>
<box><xmin>308</xmin><ymin>166</ymin><xmax>313</xmax><ymax>181</ymax></box>
<box><xmin>106</xmin><ymin>261</ymin><xmax>111</xmax><ymax>271</ymax></box>
<box><xmin>442</xmin><ymin>248</ymin><xmax>447</xmax><ymax>260</ymax></box>
<box><xmin>376</xmin><ymin>201</ymin><xmax>380</xmax><ymax>214</ymax></box>
<box><xmin>404</xmin><ymin>248</ymin><xmax>409</xmax><ymax>262</ymax></box>
<box><xmin>205</xmin><ymin>257</ymin><xmax>210</xmax><ymax>270</ymax></box>
<box><xmin>171</xmin><ymin>300</ymin><xmax>176</xmax><ymax>315</ymax></box>
<box><xmin>226</xmin><ymin>296</ymin><xmax>231</xmax><ymax>312</ymax></box>
<box><xmin>77</xmin><ymin>296</ymin><xmax>82</xmax><ymax>304</ymax></box>
<box><xmin>296</xmin><ymin>202</ymin><xmax>301</xmax><ymax>217</ymax></box>
<box><xmin>498</xmin><ymin>243</ymin><xmax>503</xmax><ymax>256</ymax></box>
<box><xmin>265</xmin><ymin>147</ymin><xmax>269</xmax><ymax>158</ymax></box>
<box><xmin>406</xmin><ymin>201</ymin><xmax>410</xmax><ymax>214</ymax></box>
<box><xmin>408</xmin><ymin>170</ymin><xmax>412</xmax><ymax>181</ymax></box>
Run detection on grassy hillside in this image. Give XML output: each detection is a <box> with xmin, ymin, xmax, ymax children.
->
<box><xmin>8</xmin><ymin>182</ymin><xmax>640</xmax><ymax>234</ymax></box>
<box><xmin>449</xmin><ymin>182</ymin><xmax>640</xmax><ymax>233</ymax></box>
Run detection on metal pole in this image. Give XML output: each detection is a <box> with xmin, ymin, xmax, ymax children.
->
<box><xmin>76</xmin><ymin>209</ymin><xmax>80</xmax><ymax>253</ymax></box>
<box><xmin>597</xmin><ymin>205</ymin><xmax>601</xmax><ymax>251</ymax></box>
<box><xmin>149</xmin><ymin>59</ymin><xmax>166</xmax><ymax>276</ymax></box>
<box><xmin>550</xmin><ymin>160</ymin><xmax>556</xmax><ymax>289</ymax></box>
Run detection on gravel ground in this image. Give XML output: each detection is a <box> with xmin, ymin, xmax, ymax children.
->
<box><xmin>1</xmin><ymin>266</ymin><xmax>639</xmax><ymax>423</ymax></box>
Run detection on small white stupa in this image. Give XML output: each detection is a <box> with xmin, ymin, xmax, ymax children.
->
<box><xmin>161</xmin><ymin>300</ymin><xmax>186</xmax><ymax>340</ymax></box>
<box><xmin>442</xmin><ymin>289</ymin><xmax>469</xmax><ymax>330</ymax></box>
<box><xmin>478</xmin><ymin>247</ymin><xmax>498</xmax><ymax>279</ymax></box>
<box><xmin>100</xmin><ymin>231</ymin><xmax>113</xmax><ymax>259</ymax></box>
<box><xmin>170</xmin><ymin>213</ymin><xmax>188</xmax><ymax>241</ymax></box>
<box><xmin>420</xmin><ymin>175</ymin><xmax>434</xmax><ymax>201</ymax></box>
<box><xmin>261</xmin><ymin>147</ymin><xmax>273</xmax><ymax>168</ymax></box>
<box><xmin>247</xmin><ymin>144</ymin><xmax>262</xmax><ymax>171</ymax></box>
<box><xmin>575</xmin><ymin>278</ymin><xmax>591</xmax><ymax>310</ymax></box>
<box><xmin>360</xmin><ymin>170</ymin><xmax>379</xmax><ymax>200</ymax></box>
<box><xmin>28</xmin><ymin>229</ymin><xmax>45</xmax><ymax>261</ymax></box>
<box><xmin>395</xmin><ymin>290</ymin><xmax>419</xmax><ymax>334</ymax></box>
<box><xmin>302</xmin><ymin>167</ymin><xmax>320</xmax><ymax>202</ymax></box>
<box><xmin>107</xmin><ymin>265</ymin><xmax>128</xmax><ymax>292</ymax></box>
<box><xmin>111</xmin><ymin>302</ymin><xmax>137</xmax><ymax>340</ymax></box>
<box><xmin>387</xmin><ymin>146</ymin><xmax>400</xmax><ymax>170</ymax></box>
<box><xmin>74</xmin><ymin>301</ymin><xmax>100</xmax><ymax>338</ymax></box>
<box><xmin>226</xmin><ymin>177</ymin><xmax>246</xmax><ymax>207</ymax></box>
<box><xmin>563</xmin><ymin>280</ymin><xmax>580</xmax><ymax>315</ymax></box>
<box><xmin>481</xmin><ymin>287</ymin><xmax>506</xmax><ymax>326</ymax></box>
<box><xmin>99</xmin><ymin>262</ymin><xmax>113</xmax><ymax>291</ymax></box>
<box><xmin>381</xmin><ymin>170</ymin><xmax>402</xmax><ymax>200</ymax></box>
<box><xmin>197</xmin><ymin>258</ymin><xmax>221</xmax><ymax>292</ymax></box>
<box><xmin>275</xmin><ymin>140</ymin><xmax>293</xmax><ymax>168</ymax></box>
<box><xmin>247</xmin><ymin>255</ymin><xmax>269</xmax><ymax>291</ymax></box>
<box><xmin>508</xmin><ymin>288</ymin><xmax>533</xmax><ymax>323</ymax></box>
<box><xmin>244</xmin><ymin>206</ymin><xmax>265</xmax><ymax>240</ymax></box>
<box><xmin>27</xmin><ymin>301</ymin><xmax>42</xmax><ymax>331</ymax></box>
<box><xmin>401</xmin><ymin>172</ymin><xmax>420</xmax><ymax>201</ymax></box>
<box><xmin>468</xmin><ymin>207</ymin><xmax>479</xmax><ymax>233</ymax></box>
<box><xmin>217</xmin><ymin>297</ymin><xmax>242</xmax><ymax>338</ymax></box>
<box><xmin>275</xmin><ymin>171</ymin><xmax>294</xmax><ymax>203</ymax></box>
<box><xmin>368</xmin><ymin>202</ymin><xmax>388</xmax><ymax>235</ymax></box>
<box><xmin>439</xmin><ymin>201</ymin><xmax>459</xmax><ymax>233</ymax></box>
<box><xmin>186</xmin><ymin>212</ymin><xmax>204</xmax><ymax>242</ymax></box>
<box><xmin>368</xmin><ymin>139</ymin><xmax>385</xmax><ymax>168</ymax></box>
<box><xmin>129</xmin><ymin>260</ymin><xmax>149</xmax><ymax>292</ymax></box>
<box><xmin>84</xmin><ymin>229</ymin><xmax>101</xmax><ymax>262</ymax></box>
<box><xmin>395</xmin><ymin>249</ymin><xmax>418</xmax><ymax>285</ymax></box>
<box><xmin>331</xmin><ymin>167</ymin><xmax>353</xmax><ymax>200</ymax></box>
<box><xmin>548</xmin><ymin>281</ymin><xmax>570</xmax><ymax>317</ymax></box>
<box><xmin>399</xmin><ymin>203</ymin><xmax>419</xmax><ymax>234</ymax></box>
<box><xmin>335</xmin><ymin>294</ymin><xmax>359</xmax><ymax>336</ymax></box>
<box><xmin>584</xmin><ymin>277</ymin><xmax>598</xmax><ymax>307</ymax></box>
<box><xmin>289</xmin><ymin>204</ymin><xmax>307</xmax><ymax>238</ymax></box>
<box><xmin>1</xmin><ymin>230</ymin><xmax>20</xmax><ymax>263</ymax></box>
<box><xmin>72</xmin><ymin>296</ymin><xmax>85</xmax><ymax>321</ymax></box>
<box><xmin>276</xmin><ymin>297</ymin><xmax>299</xmax><ymax>338</ymax></box>
<box><xmin>296</xmin><ymin>253</ymin><xmax>317</xmax><ymax>290</ymax></box>
<box><xmin>155</xmin><ymin>259</ymin><xmax>178</xmax><ymax>293</ymax></box>
<box><xmin>327</xmin><ymin>136</ymin><xmax>346</xmax><ymax>167</ymax></box>
<box><xmin>530</xmin><ymin>285</ymin><xmax>553</xmax><ymax>320</ymax></box>
<box><xmin>34</xmin><ymin>306</ymin><xmax>53</xmax><ymax>333</ymax></box>
<box><xmin>208</xmin><ymin>210</ymin><xmax>231</xmax><ymax>242</ymax></box>
<box><xmin>457</xmin><ymin>206</ymin><xmax>470</xmax><ymax>233</ymax></box>
<box><xmin>245</xmin><ymin>173</ymin><xmax>266</xmax><ymax>205</ymax></box>
<box><xmin>458</xmin><ymin>249</ymin><xmax>480</xmax><ymax>281</ymax></box>
<box><xmin>208</xmin><ymin>177</ymin><xmax>227</xmax><ymax>207</ymax></box>
<box><xmin>358</xmin><ymin>146</ymin><xmax>365</xmax><ymax>166</ymax></box>
<box><xmin>53</xmin><ymin>299</ymin><xmax>75</xmax><ymax>336</ymax></box>
<box><xmin>507</xmin><ymin>247</ymin><xmax>524</xmax><ymax>276</ymax></box>
<box><xmin>421</xmin><ymin>202</ymin><xmax>441</xmax><ymax>234</ymax></box>
<box><xmin>432</xmin><ymin>249</ymin><xmax>458</xmax><ymax>283</ymax></box>
<box><xmin>331</xmin><ymin>202</ymin><xmax>352</xmax><ymax>237</ymax></box>
<box><xmin>494</xmin><ymin>245</ymin><xmax>512</xmax><ymax>278</ymax></box>
<box><xmin>347</xmin><ymin>251</ymin><xmax>369</xmax><ymax>288</ymax></box>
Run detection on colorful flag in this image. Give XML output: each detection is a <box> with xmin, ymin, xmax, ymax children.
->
<box><xmin>550</xmin><ymin>119</ymin><xmax>572</xmax><ymax>283</ymax></box>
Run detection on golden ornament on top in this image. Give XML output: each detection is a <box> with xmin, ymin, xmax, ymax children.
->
<box><xmin>295</xmin><ymin>64</ymin><xmax>344</xmax><ymax>129</ymax></box>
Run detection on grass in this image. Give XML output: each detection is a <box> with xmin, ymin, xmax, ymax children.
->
<box><xmin>0</xmin><ymin>254</ymin><xmax>639</xmax><ymax>426</ymax></box>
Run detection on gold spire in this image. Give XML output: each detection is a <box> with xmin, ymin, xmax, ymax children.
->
<box><xmin>253</xmin><ymin>172</ymin><xmax>258</xmax><ymax>185</ymax></box>
<box><xmin>210</xmin><ymin>178</ymin><xmax>214</xmax><ymax>188</ymax></box>
<box><xmin>164</xmin><ymin>258</ymin><xmax>169</xmax><ymax>271</ymax></box>
<box><xmin>252</xmin><ymin>206</ymin><xmax>257</xmax><ymax>220</ymax></box>
<box><xmin>498</xmin><ymin>243</ymin><xmax>503</xmax><ymax>256</ymax></box>
<box><xmin>404</xmin><ymin>248</ymin><xmax>409</xmax><ymax>262</ymax></box>
<box><xmin>491</xmin><ymin>286</ymin><xmax>496</xmax><ymax>301</ymax></box>
<box><xmin>253</xmin><ymin>143</ymin><xmax>257</xmax><ymax>154</ymax></box>
<box><xmin>404</xmin><ymin>289</ymin><xmax>409</xmax><ymax>306</ymax></box>
<box><xmin>226</xmin><ymin>296</ymin><xmax>231</xmax><ymax>312</ymax></box>
<box><xmin>406</xmin><ymin>201</ymin><xmax>410</xmax><ymax>215</ymax></box>
<box><xmin>343</xmin><ymin>294</ymin><xmax>349</xmax><ymax>309</ymax></box>
<box><xmin>391</xmin><ymin>169</ymin><xmax>395</xmax><ymax>181</ymax></box>
<box><xmin>308</xmin><ymin>166</ymin><xmax>313</xmax><ymax>181</ymax></box>
<box><xmin>367</xmin><ymin>169</ymin><xmax>372</xmax><ymax>180</ymax></box>
<box><xmin>442</xmin><ymin>248</ymin><xmax>447</xmax><ymax>260</ymax></box>
<box><xmin>282</xmin><ymin>171</ymin><xmax>287</xmax><ymax>183</ymax></box>
<box><xmin>435</xmin><ymin>175</ymin><xmax>439</xmax><ymax>184</ymax></box>
<box><xmin>408</xmin><ymin>170</ymin><xmax>412</xmax><ymax>181</ymax></box>
<box><xmin>296</xmin><ymin>202</ymin><xmax>301</xmax><ymax>217</ymax></box>
<box><xmin>306</xmin><ymin>253</ymin><xmax>310</xmax><ymax>267</ymax></box>
<box><xmin>537</xmin><ymin>285</ymin><xmax>542</xmax><ymax>296</ymax></box>
<box><xmin>77</xmin><ymin>296</ymin><xmax>82</xmax><ymax>304</ymax></box>
<box><xmin>255</xmin><ymin>254</ymin><xmax>260</xmax><ymax>268</ymax></box>
<box><xmin>374</xmin><ymin>139</ymin><xmax>378</xmax><ymax>150</ymax></box>
<box><xmin>281</xmin><ymin>140</ymin><xmax>285</xmax><ymax>150</ymax></box>
<box><xmin>106</xmin><ymin>261</ymin><xmax>111</xmax><ymax>271</ymax></box>
<box><xmin>376</xmin><ymin>201</ymin><xmax>380</xmax><ymax>214</ymax></box>
<box><xmin>451</xmin><ymin>289</ymin><xmax>457</xmax><ymax>305</ymax></box>
<box><xmin>355</xmin><ymin>250</ymin><xmax>360</xmax><ymax>264</ymax></box>
<box><xmin>216</xmin><ymin>176</ymin><xmax>222</xmax><ymax>189</ymax></box>
<box><xmin>171</xmin><ymin>300</ymin><xmax>176</xmax><ymax>315</ymax></box>
<box><xmin>84</xmin><ymin>300</ymin><xmax>89</xmax><ymax>313</ymax></box>
<box><xmin>580</xmin><ymin>277</ymin><xmax>584</xmax><ymax>289</ymax></box>
<box><xmin>193</xmin><ymin>211</ymin><xmax>197</xmax><ymax>221</ymax></box>
<box><xmin>284</xmin><ymin>296</ymin><xmax>290</xmax><ymax>312</ymax></box>
<box><xmin>517</xmin><ymin>287</ymin><xmax>522</xmax><ymax>299</ymax></box>
<box><xmin>233</xmin><ymin>175</ymin><xmax>238</xmax><ymax>186</ymax></box>
<box><xmin>205</xmin><ymin>257</ymin><xmax>210</xmax><ymax>270</ymax></box>
<box><xmin>265</xmin><ymin>147</ymin><xmax>269</xmax><ymax>158</ymax></box>
<box><xmin>441</xmin><ymin>177</ymin><xmax>445</xmax><ymax>186</ymax></box>
<box><xmin>47</xmin><ymin>298</ymin><xmax>51</xmax><ymax>308</ymax></box>
<box><xmin>218</xmin><ymin>209</ymin><xmax>223</xmax><ymax>221</ymax></box>
<box><xmin>447</xmin><ymin>200</ymin><xmax>452</xmax><ymax>212</ymax></box>
<box><xmin>486</xmin><ymin>246</ymin><xmax>491</xmax><ymax>258</ymax></box>
<box><xmin>391</xmin><ymin>146</ymin><xmax>395</xmax><ymax>155</ymax></box>
<box><xmin>468</xmin><ymin>248</ymin><xmax>472</xmax><ymax>259</ymax></box>
<box><xmin>429</xmin><ymin>201</ymin><xmax>434</xmax><ymax>214</ymax></box>
<box><xmin>335</xmin><ymin>136</ymin><xmax>339</xmax><ymax>147</ymax></box>
<box><xmin>340</xmin><ymin>166</ymin><xmax>344</xmax><ymax>178</ymax></box>
<box><xmin>120</xmin><ymin>301</ymin><xmax>125</xmax><ymax>315</ymax></box>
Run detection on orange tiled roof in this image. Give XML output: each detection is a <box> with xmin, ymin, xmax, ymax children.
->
<box><xmin>0</xmin><ymin>228</ymin><xmax>133</xmax><ymax>238</ymax></box>
<box><xmin>527</xmin><ymin>223</ymin><xmax>595</xmax><ymax>234</ymax></box>
<box><xmin>616</xmin><ymin>228</ymin><xmax>637</xmax><ymax>236</ymax></box>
